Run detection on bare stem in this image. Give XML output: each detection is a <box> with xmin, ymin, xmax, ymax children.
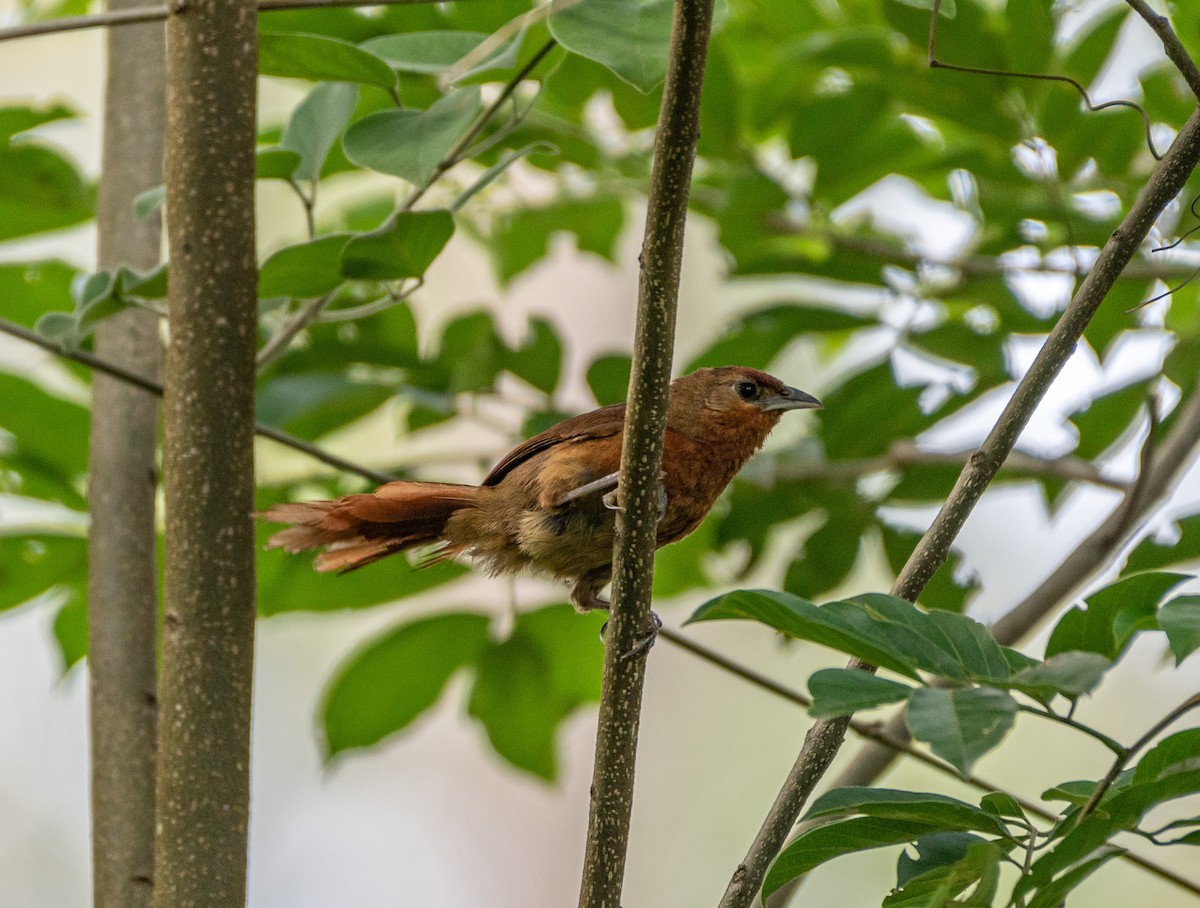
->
<box><xmin>718</xmin><ymin>107</ymin><xmax>1200</xmax><ymax>908</ymax></box>
<box><xmin>576</xmin><ymin>0</ymin><xmax>716</xmax><ymax>903</ymax></box>
<box><xmin>1123</xmin><ymin>0</ymin><xmax>1200</xmax><ymax>101</ymax></box>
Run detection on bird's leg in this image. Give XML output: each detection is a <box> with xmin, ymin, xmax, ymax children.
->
<box><xmin>552</xmin><ymin>471</ymin><xmax>621</xmax><ymax>508</ymax></box>
<box><xmin>570</xmin><ymin>575</ymin><xmax>610</xmax><ymax>613</ymax></box>
<box><xmin>599</xmin><ymin>472</ymin><xmax>668</xmax><ymax>521</ymax></box>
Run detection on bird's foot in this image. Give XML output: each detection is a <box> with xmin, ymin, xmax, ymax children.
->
<box><xmin>602</xmin><ymin>474</ymin><xmax>667</xmax><ymax>520</ymax></box>
<box><xmin>622</xmin><ymin>611</ymin><xmax>662</xmax><ymax>660</ymax></box>
<box><xmin>597</xmin><ymin>611</ymin><xmax>662</xmax><ymax>659</ymax></box>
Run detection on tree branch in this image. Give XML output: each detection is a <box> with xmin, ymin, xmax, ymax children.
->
<box><xmin>718</xmin><ymin>108</ymin><xmax>1200</xmax><ymax>908</ymax></box>
<box><xmin>576</xmin><ymin>0</ymin><xmax>716</xmax><ymax>904</ymax></box>
<box><xmin>87</xmin><ymin>7</ymin><xmax>164</xmax><ymax>906</ymax></box>
<box><xmin>1123</xmin><ymin>0</ymin><xmax>1200</xmax><ymax>102</ymax></box>
<box><xmin>0</xmin><ymin>0</ymin><xmax>486</xmax><ymax>43</ymax></box>
<box><xmin>154</xmin><ymin>4</ymin><xmax>259</xmax><ymax>901</ymax></box>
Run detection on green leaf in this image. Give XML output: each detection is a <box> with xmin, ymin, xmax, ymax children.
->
<box><xmin>1134</xmin><ymin>728</ymin><xmax>1200</xmax><ymax>784</ymax></box>
<box><xmin>259</xmin><ymin>32</ymin><xmax>398</xmax><ymax>92</ymax></box>
<box><xmin>491</xmin><ymin>196</ymin><xmax>624</xmax><ymax>282</ymax></box>
<box><xmin>1071</xmin><ymin>379</ymin><xmax>1150</xmax><ymax>460</ymax></box>
<box><xmin>452</xmin><ymin>142</ymin><xmax>559</xmax><ymax>212</ymax></box>
<box><xmin>1007</xmin><ymin>651</ymin><xmax>1112</xmax><ymax>702</ymax></box>
<box><xmin>687</xmin><ymin>589</ymin><xmax>925</xmax><ymax>680</ymax></box>
<box><xmin>256</xmin><ymin>372</ymin><xmax>394</xmax><ymax>439</ymax></box>
<box><xmin>256</xmin><ymin>147</ymin><xmax>303</xmax><ymax>181</ymax></box>
<box><xmin>342</xmin><ymin>89</ymin><xmax>481</xmax><ymax>187</ymax></box>
<box><xmin>281</xmin><ymin>82</ymin><xmax>360</xmax><ymax>183</ymax></box>
<box><xmin>1125</xmin><ymin>515</ymin><xmax>1200</xmax><ymax>573</ymax></box>
<box><xmin>467</xmin><ymin>605</ymin><xmax>605</xmax><ymax>779</ymax></box>
<box><xmin>361</xmin><ymin>31</ymin><xmax>490</xmax><ymax>73</ymax></box>
<box><xmin>549</xmin><ymin>0</ymin><xmax>674</xmax><ymax>92</ymax></box>
<box><xmin>887</xmin><ymin>840</ymin><xmax>1000</xmax><ymax>908</ymax></box>
<box><xmin>0</xmin><ymin>374</ymin><xmax>89</xmax><ymax>507</ymax></box>
<box><xmin>340</xmin><ymin>209</ymin><xmax>455</xmax><ymax>281</ymax></box>
<box><xmin>764</xmin><ymin>816</ymin><xmax>948</xmax><ymax>900</ymax></box>
<box><xmin>803</xmin><ymin>787</ymin><xmax>1012</xmax><ymax>839</ymax></box>
<box><xmin>504</xmin><ymin>317</ymin><xmax>562</xmax><ymax>394</ymax></box>
<box><xmin>0</xmin><ymin>143</ymin><xmax>94</xmax><ymax>241</ymax></box>
<box><xmin>891</xmin><ymin>0</ymin><xmax>956</xmax><ymax>16</ymax></box>
<box><xmin>1025</xmin><ymin>847</ymin><xmax>1123</xmax><ymax>908</ymax></box>
<box><xmin>53</xmin><ymin>596</ymin><xmax>88</xmax><ymax>671</ymax></box>
<box><xmin>906</xmin><ymin>687</ymin><xmax>1017</xmax><ymax>775</ymax></box>
<box><xmin>586</xmin><ymin>353</ymin><xmax>632</xmax><ymax>406</ymax></box>
<box><xmin>132</xmin><ymin>184</ymin><xmax>165</xmax><ymax>219</ymax></box>
<box><xmin>259</xmin><ymin>234</ymin><xmax>351</xmax><ymax>299</ymax></box>
<box><xmin>807</xmin><ymin>668</ymin><xmax>914</xmax><ymax>717</ymax></box>
<box><xmin>0</xmin><ymin>259</ymin><xmax>79</xmax><ymax>330</ymax></box>
<box><xmin>1004</xmin><ymin>0</ymin><xmax>1053</xmax><ymax>74</ymax></box>
<box><xmin>0</xmin><ymin>533</ymin><xmax>86</xmax><ymax>614</ymax></box>
<box><xmin>820</xmin><ymin>362</ymin><xmax>932</xmax><ymax>460</ymax></box>
<box><xmin>783</xmin><ymin>516</ymin><xmax>862</xmax><ymax>600</ymax></box>
<box><xmin>321</xmin><ymin>612</ymin><xmax>490</xmax><ymax>756</ymax></box>
<box><xmin>687</xmin><ymin>303</ymin><xmax>873</xmax><ymax>372</ymax></box>
<box><xmin>1045</xmin><ymin>571</ymin><xmax>1189</xmax><ymax>659</ymax></box>
<box><xmin>1159</xmin><ymin>595</ymin><xmax>1200</xmax><ymax>664</ymax></box>
<box><xmin>0</xmin><ymin>102</ymin><xmax>77</xmax><ymax>143</ymax></box>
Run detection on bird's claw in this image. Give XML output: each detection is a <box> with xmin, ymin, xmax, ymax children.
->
<box><xmin>602</xmin><ymin>488</ymin><xmax>623</xmax><ymax>511</ymax></box>
<box><xmin>597</xmin><ymin>610</ymin><xmax>662</xmax><ymax>659</ymax></box>
<box><xmin>602</xmin><ymin>476</ymin><xmax>667</xmax><ymax>520</ymax></box>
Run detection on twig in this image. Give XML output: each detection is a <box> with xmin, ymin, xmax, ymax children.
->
<box><xmin>1123</xmin><ymin>0</ymin><xmax>1200</xmax><ymax>102</ymax></box>
<box><xmin>0</xmin><ymin>316</ymin><xmax>397</xmax><ymax>485</ymax></box>
<box><xmin>1075</xmin><ymin>693</ymin><xmax>1200</xmax><ymax>825</ymax></box>
<box><xmin>0</xmin><ymin>0</ymin><xmax>486</xmax><ymax>42</ymax></box>
<box><xmin>575</xmin><ymin>0</ymin><xmax>716</xmax><ymax>903</ymax></box>
<box><xmin>717</xmin><ymin>104</ymin><xmax>1200</xmax><ymax>908</ymax></box>
<box><xmin>1017</xmin><ymin>703</ymin><xmax>1125</xmax><ymax>756</ymax></box>
<box><xmin>255</xmin><ymin>292</ymin><xmax>334</xmax><ymax>370</ymax></box>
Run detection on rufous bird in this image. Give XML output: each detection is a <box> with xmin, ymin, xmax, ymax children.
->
<box><xmin>261</xmin><ymin>366</ymin><xmax>821</xmax><ymax>613</ymax></box>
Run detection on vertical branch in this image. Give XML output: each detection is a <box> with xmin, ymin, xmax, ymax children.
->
<box><xmin>576</xmin><ymin>0</ymin><xmax>716</xmax><ymax>905</ymax></box>
<box><xmin>88</xmin><ymin>6</ymin><xmax>165</xmax><ymax>907</ymax></box>
<box><xmin>719</xmin><ymin>109</ymin><xmax>1200</xmax><ymax>908</ymax></box>
<box><xmin>155</xmin><ymin>1</ymin><xmax>259</xmax><ymax>905</ymax></box>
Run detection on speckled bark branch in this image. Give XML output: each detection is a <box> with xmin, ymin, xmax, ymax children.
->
<box><xmin>720</xmin><ymin>109</ymin><xmax>1200</xmax><ymax>908</ymax></box>
<box><xmin>155</xmin><ymin>2</ymin><xmax>258</xmax><ymax>906</ymax></box>
<box><xmin>576</xmin><ymin>0</ymin><xmax>716</xmax><ymax>905</ymax></box>
<box><xmin>88</xmin><ymin>7</ymin><xmax>165</xmax><ymax>908</ymax></box>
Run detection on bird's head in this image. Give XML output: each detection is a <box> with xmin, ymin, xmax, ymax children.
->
<box><xmin>667</xmin><ymin>366</ymin><xmax>822</xmax><ymax>444</ymax></box>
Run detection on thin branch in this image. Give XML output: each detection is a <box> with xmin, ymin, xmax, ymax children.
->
<box><xmin>0</xmin><ymin>317</ymin><xmax>397</xmax><ymax>486</ymax></box>
<box><xmin>1076</xmin><ymin>692</ymin><xmax>1200</xmax><ymax>824</ymax></box>
<box><xmin>1123</xmin><ymin>0</ymin><xmax>1200</xmax><ymax>102</ymax></box>
<box><xmin>1017</xmin><ymin>703</ymin><xmax>1125</xmax><ymax>756</ymax></box>
<box><xmin>255</xmin><ymin>292</ymin><xmax>334</xmax><ymax>371</ymax></box>
<box><xmin>576</xmin><ymin>0</ymin><xmax>716</xmax><ymax>903</ymax></box>
<box><xmin>0</xmin><ymin>0</ymin><xmax>486</xmax><ymax>43</ymax></box>
<box><xmin>718</xmin><ymin>104</ymin><xmax>1200</xmax><ymax>908</ymax></box>
<box><xmin>777</xmin><ymin>440</ymin><xmax>1130</xmax><ymax>492</ymax></box>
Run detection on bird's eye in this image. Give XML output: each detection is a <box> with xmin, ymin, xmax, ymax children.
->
<box><xmin>735</xmin><ymin>380</ymin><xmax>757</xmax><ymax>400</ymax></box>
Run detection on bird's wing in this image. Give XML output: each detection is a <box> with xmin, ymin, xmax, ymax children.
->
<box><xmin>482</xmin><ymin>402</ymin><xmax>627</xmax><ymax>487</ymax></box>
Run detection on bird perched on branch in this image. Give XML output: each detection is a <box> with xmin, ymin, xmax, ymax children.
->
<box><xmin>261</xmin><ymin>366</ymin><xmax>821</xmax><ymax>613</ymax></box>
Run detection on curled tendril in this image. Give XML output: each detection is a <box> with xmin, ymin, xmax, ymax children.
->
<box><xmin>928</xmin><ymin>0</ymin><xmax>1164</xmax><ymax>161</ymax></box>
<box><xmin>1152</xmin><ymin>194</ymin><xmax>1200</xmax><ymax>252</ymax></box>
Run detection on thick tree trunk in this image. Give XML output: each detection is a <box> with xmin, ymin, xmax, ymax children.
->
<box><xmin>155</xmin><ymin>2</ymin><xmax>259</xmax><ymax>906</ymax></box>
<box><xmin>88</xmin><ymin>7</ymin><xmax>165</xmax><ymax>907</ymax></box>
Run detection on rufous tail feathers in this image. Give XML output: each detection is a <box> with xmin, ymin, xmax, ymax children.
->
<box><xmin>260</xmin><ymin>481</ymin><xmax>478</xmax><ymax>572</ymax></box>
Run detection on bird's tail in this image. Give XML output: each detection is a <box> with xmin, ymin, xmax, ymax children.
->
<box><xmin>259</xmin><ymin>481</ymin><xmax>479</xmax><ymax>572</ymax></box>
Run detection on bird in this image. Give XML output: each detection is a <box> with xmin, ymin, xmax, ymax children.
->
<box><xmin>261</xmin><ymin>366</ymin><xmax>822</xmax><ymax>615</ymax></box>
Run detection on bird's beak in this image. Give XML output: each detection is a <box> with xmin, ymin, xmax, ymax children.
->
<box><xmin>759</xmin><ymin>386</ymin><xmax>823</xmax><ymax>412</ymax></box>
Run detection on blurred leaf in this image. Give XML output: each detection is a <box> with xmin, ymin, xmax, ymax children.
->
<box><xmin>550</xmin><ymin>0</ymin><xmax>673</xmax><ymax>92</ymax></box>
<box><xmin>880</xmin><ymin>524</ymin><xmax>979</xmax><ymax>614</ymax></box>
<box><xmin>1071</xmin><ymin>379</ymin><xmax>1150</xmax><ymax>460</ymax></box>
<box><xmin>807</xmin><ymin>668</ymin><xmax>914</xmax><ymax>717</ymax></box>
<box><xmin>504</xmin><ymin>317</ymin><xmax>562</xmax><ymax>394</ymax></box>
<box><xmin>784</xmin><ymin>516</ymin><xmax>862</xmax><ymax>599</ymax></box>
<box><xmin>362</xmin><ymin>30</ymin><xmax>490</xmax><ymax>73</ymax></box>
<box><xmin>0</xmin><ymin>143</ymin><xmax>94</xmax><ymax>241</ymax></box>
<box><xmin>322</xmin><ymin>612</ymin><xmax>490</xmax><ymax>756</ymax></box>
<box><xmin>53</xmin><ymin>596</ymin><xmax>88</xmax><ymax>671</ymax></box>
<box><xmin>821</xmin><ymin>363</ymin><xmax>932</xmax><ymax>460</ymax></box>
<box><xmin>1125</xmin><ymin>515</ymin><xmax>1200</xmax><ymax>573</ymax></box>
<box><xmin>256</xmin><ymin>372</ymin><xmax>394</xmax><ymax>439</ymax></box>
<box><xmin>0</xmin><ymin>102</ymin><xmax>77</xmax><ymax>142</ymax></box>
<box><xmin>687</xmin><ymin>303</ymin><xmax>873</xmax><ymax>372</ymax></box>
<box><xmin>256</xmin><ymin>147</ymin><xmax>303</xmax><ymax>181</ymax></box>
<box><xmin>259</xmin><ymin>32</ymin><xmax>398</xmax><ymax>92</ymax></box>
<box><xmin>1004</xmin><ymin>0</ymin><xmax>1053</xmax><ymax>74</ymax></box>
<box><xmin>0</xmin><ymin>533</ymin><xmax>87</xmax><ymax>614</ymax></box>
<box><xmin>259</xmin><ymin>234</ymin><xmax>351</xmax><ymax>299</ymax></box>
<box><xmin>586</xmin><ymin>353</ymin><xmax>632</xmax><ymax>406</ymax></box>
<box><xmin>1158</xmin><ymin>595</ymin><xmax>1200</xmax><ymax>664</ymax></box>
<box><xmin>132</xmin><ymin>184</ymin><xmax>165</xmax><ymax>218</ymax></box>
<box><xmin>281</xmin><ymin>82</ymin><xmax>360</xmax><ymax>183</ymax></box>
<box><xmin>342</xmin><ymin>89</ymin><xmax>481</xmax><ymax>187</ymax></box>
<box><xmin>0</xmin><ymin>374</ymin><xmax>89</xmax><ymax>508</ymax></box>
<box><xmin>1045</xmin><ymin>571</ymin><xmax>1189</xmax><ymax>659</ymax></box>
<box><xmin>340</xmin><ymin>209</ymin><xmax>455</xmax><ymax>280</ymax></box>
<box><xmin>491</xmin><ymin>196</ymin><xmax>624</xmax><ymax>282</ymax></box>
<box><xmin>0</xmin><ymin>259</ymin><xmax>78</xmax><ymax>330</ymax></box>
<box><xmin>452</xmin><ymin>142</ymin><xmax>559</xmax><ymax>212</ymax></box>
<box><xmin>467</xmin><ymin>605</ymin><xmax>604</xmax><ymax>779</ymax></box>
<box><xmin>906</xmin><ymin>687</ymin><xmax>1017</xmax><ymax>775</ymax></box>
